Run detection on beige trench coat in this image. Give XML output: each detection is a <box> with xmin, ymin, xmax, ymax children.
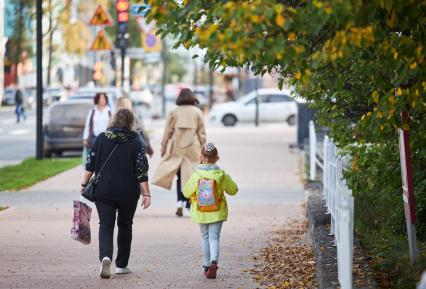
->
<box><xmin>152</xmin><ymin>105</ymin><xmax>206</xmax><ymax>190</ymax></box>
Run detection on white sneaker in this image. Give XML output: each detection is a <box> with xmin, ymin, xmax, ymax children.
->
<box><xmin>115</xmin><ymin>267</ymin><xmax>132</xmax><ymax>274</ymax></box>
<box><xmin>183</xmin><ymin>208</ymin><xmax>190</xmax><ymax>217</ymax></box>
<box><xmin>100</xmin><ymin>257</ymin><xmax>111</xmax><ymax>279</ymax></box>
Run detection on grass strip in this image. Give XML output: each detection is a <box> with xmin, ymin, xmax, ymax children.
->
<box><xmin>0</xmin><ymin>157</ymin><xmax>80</xmax><ymax>191</ymax></box>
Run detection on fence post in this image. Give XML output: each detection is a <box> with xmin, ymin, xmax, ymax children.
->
<box><xmin>309</xmin><ymin>121</ymin><xmax>316</xmax><ymax>181</ymax></box>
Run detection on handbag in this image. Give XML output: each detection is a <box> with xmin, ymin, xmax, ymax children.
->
<box><xmin>71</xmin><ymin>198</ymin><xmax>92</xmax><ymax>244</ymax></box>
<box><xmin>82</xmin><ymin>144</ymin><xmax>118</xmax><ymax>202</ymax></box>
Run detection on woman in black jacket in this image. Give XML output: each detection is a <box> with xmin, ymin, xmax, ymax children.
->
<box><xmin>80</xmin><ymin>108</ymin><xmax>151</xmax><ymax>279</ymax></box>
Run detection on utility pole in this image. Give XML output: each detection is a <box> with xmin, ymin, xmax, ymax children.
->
<box><xmin>0</xmin><ymin>0</ymin><xmax>7</xmax><ymax>105</ymax></box>
<box><xmin>161</xmin><ymin>39</ymin><xmax>167</xmax><ymax>118</ymax></box>
<box><xmin>36</xmin><ymin>0</ymin><xmax>43</xmax><ymax>159</ymax></box>
<box><xmin>115</xmin><ymin>0</ymin><xmax>129</xmax><ymax>88</ymax></box>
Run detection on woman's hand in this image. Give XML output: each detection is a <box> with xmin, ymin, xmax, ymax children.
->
<box><xmin>142</xmin><ymin>195</ymin><xmax>151</xmax><ymax>209</ymax></box>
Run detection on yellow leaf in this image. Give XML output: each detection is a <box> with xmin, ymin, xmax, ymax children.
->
<box><xmin>250</xmin><ymin>14</ymin><xmax>261</xmax><ymax>23</ymax></box>
<box><xmin>361</xmin><ymin>114</ymin><xmax>366</xmax><ymax>120</ymax></box>
<box><xmin>397</xmin><ymin>88</ymin><xmax>403</xmax><ymax>96</ymax></box>
<box><xmin>283</xmin><ymin>281</ymin><xmax>290</xmax><ymax>287</ymax></box>
<box><xmin>275</xmin><ymin>14</ymin><xmax>285</xmax><ymax>26</ymax></box>
<box><xmin>305</xmin><ymin>69</ymin><xmax>312</xmax><ymax>77</ymax></box>
<box><xmin>288</xmin><ymin>32</ymin><xmax>296</xmax><ymax>41</ymax></box>
<box><xmin>324</xmin><ymin>6</ymin><xmax>332</xmax><ymax>14</ymax></box>
<box><xmin>367</xmin><ymin>112</ymin><xmax>372</xmax><ymax>117</ymax></box>
<box><xmin>389</xmin><ymin>95</ymin><xmax>395</xmax><ymax>105</ymax></box>
<box><xmin>410</xmin><ymin>62</ymin><xmax>417</xmax><ymax>69</ymax></box>
<box><xmin>372</xmin><ymin>90</ymin><xmax>379</xmax><ymax>103</ymax></box>
<box><xmin>314</xmin><ymin>1</ymin><xmax>323</xmax><ymax>9</ymax></box>
<box><xmin>402</xmin><ymin>123</ymin><xmax>409</xmax><ymax>130</ymax></box>
<box><xmin>377</xmin><ymin>111</ymin><xmax>383</xmax><ymax>118</ymax></box>
<box><xmin>380</xmin><ymin>125</ymin><xmax>384</xmax><ymax>130</ymax></box>
<box><xmin>294</xmin><ymin>71</ymin><xmax>301</xmax><ymax>80</ymax></box>
<box><xmin>394</xmin><ymin>52</ymin><xmax>398</xmax><ymax>60</ymax></box>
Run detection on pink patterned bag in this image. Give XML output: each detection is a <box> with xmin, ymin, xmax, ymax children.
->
<box><xmin>71</xmin><ymin>199</ymin><xmax>92</xmax><ymax>245</ymax></box>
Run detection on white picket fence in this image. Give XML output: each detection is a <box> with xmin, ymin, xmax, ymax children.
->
<box><xmin>309</xmin><ymin>121</ymin><xmax>355</xmax><ymax>289</ymax></box>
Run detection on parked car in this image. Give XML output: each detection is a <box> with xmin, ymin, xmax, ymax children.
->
<box><xmin>43</xmin><ymin>87</ymin><xmax>66</xmax><ymax>106</ymax></box>
<box><xmin>129</xmin><ymin>88</ymin><xmax>154</xmax><ymax>107</ymax></box>
<box><xmin>3</xmin><ymin>87</ymin><xmax>17</xmax><ymax>106</ymax></box>
<box><xmin>2</xmin><ymin>87</ymin><xmax>35</xmax><ymax>108</ymax></box>
<box><xmin>208</xmin><ymin>88</ymin><xmax>297</xmax><ymax>126</ymax></box>
<box><xmin>68</xmin><ymin>87</ymin><xmax>122</xmax><ymax>108</ymax></box>
<box><xmin>43</xmin><ymin>99</ymin><xmax>92</xmax><ymax>157</ymax></box>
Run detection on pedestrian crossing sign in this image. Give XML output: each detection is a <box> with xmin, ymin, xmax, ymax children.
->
<box><xmin>89</xmin><ymin>5</ymin><xmax>113</xmax><ymax>26</ymax></box>
<box><xmin>90</xmin><ymin>30</ymin><xmax>113</xmax><ymax>51</ymax></box>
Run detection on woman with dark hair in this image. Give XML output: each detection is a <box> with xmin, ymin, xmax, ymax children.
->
<box><xmin>152</xmin><ymin>88</ymin><xmax>206</xmax><ymax>217</ymax></box>
<box><xmin>82</xmin><ymin>92</ymin><xmax>112</xmax><ymax>165</ymax></box>
<box><xmin>80</xmin><ymin>108</ymin><xmax>151</xmax><ymax>279</ymax></box>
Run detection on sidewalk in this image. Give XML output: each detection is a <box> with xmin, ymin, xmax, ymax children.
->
<box><xmin>0</xmin><ymin>124</ymin><xmax>305</xmax><ymax>289</ymax></box>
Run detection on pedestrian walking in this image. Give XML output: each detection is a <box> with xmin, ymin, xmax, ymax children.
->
<box><xmin>14</xmin><ymin>88</ymin><xmax>26</xmax><ymax>123</ymax></box>
<box><xmin>152</xmin><ymin>88</ymin><xmax>206</xmax><ymax>217</ymax></box>
<box><xmin>183</xmin><ymin>143</ymin><xmax>238</xmax><ymax>279</ymax></box>
<box><xmin>114</xmin><ymin>97</ymin><xmax>154</xmax><ymax>158</ymax></box>
<box><xmin>80</xmin><ymin>109</ymin><xmax>151</xmax><ymax>279</ymax></box>
<box><xmin>82</xmin><ymin>92</ymin><xmax>112</xmax><ymax>165</ymax></box>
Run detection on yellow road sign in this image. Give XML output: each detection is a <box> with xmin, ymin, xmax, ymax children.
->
<box><xmin>89</xmin><ymin>5</ymin><xmax>113</xmax><ymax>26</ymax></box>
<box><xmin>90</xmin><ymin>30</ymin><xmax>113</xmax><ymax>51</ymax></box>
<box><xmin>142</xmin><ymin>32</ymin><xmax>161</xmax><ymax>53</ymax></box>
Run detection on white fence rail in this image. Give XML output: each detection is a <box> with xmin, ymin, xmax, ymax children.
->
<box><xmin>309</xmin><ymin>121</ymin><xmax>355</xmax><ymax>289</ymax></box>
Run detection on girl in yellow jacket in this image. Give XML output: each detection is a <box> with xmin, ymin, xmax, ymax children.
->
<box><xmin>183</xmin><ymin>143</ymin><xmax>238</xmax><ymax>279</ymax></box>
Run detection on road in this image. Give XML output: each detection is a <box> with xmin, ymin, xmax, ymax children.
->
<box><xmin>0</xmin><ymin>123</ymin><xmax>306</xmax><ymax>289</ymax></box>
<box><xmin>0</xmin><ymin>107</ymin><xmax>36</xmax><ymax>167</ymax></box>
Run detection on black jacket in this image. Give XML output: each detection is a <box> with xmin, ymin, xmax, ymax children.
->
<box><xmin>86</xmin><ymin>128</ymin><xmax>149</xmax><ymax>203</ymax></box>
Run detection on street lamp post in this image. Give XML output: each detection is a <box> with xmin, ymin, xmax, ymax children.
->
<box><xmin>36</xmin><ymin>0</ymin><xmax>43</xmax><ymax>159</ymax></box>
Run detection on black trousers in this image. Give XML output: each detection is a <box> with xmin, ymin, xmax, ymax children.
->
<box><xmin>176</xmin><ymin>168</ymin><xmax>190</xmax><ymax>209</ymax></box>
<box><xmin>95</xmin><ymin>199</ymin><xmax>138</xmax><ymax>268</ymax></box>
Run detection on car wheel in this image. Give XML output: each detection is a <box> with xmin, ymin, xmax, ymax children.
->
<box><xmin>222</xmin><ymin>114</ymin><xmax>237</xmax><ymax>127</ymax></box>
<box><xmin>287</xmin><ymin>115</ymin><xmax>296</xmax><ymax>126</ymax></box>
<box><xmin>44</xmin><ymin>150</ymin><xmax>52</xmax><ymax>158</ymax></box>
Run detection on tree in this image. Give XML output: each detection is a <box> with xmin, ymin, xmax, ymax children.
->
<box><xmin>146</xmin><ymin>0</ymin><xmax>426</xmax><ymax>286</ymax></box>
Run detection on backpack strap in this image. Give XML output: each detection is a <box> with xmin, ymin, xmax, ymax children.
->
<box><xmin>89</xmin><ymin>108</ymin><xmax>95</xmax><ymax>139</ymax></box>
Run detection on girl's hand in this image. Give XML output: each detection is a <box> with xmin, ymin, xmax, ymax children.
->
<box><xmin>142</xmin><ymin>195</ymin><xmax>151</xmax><ymax>209</ymax></box>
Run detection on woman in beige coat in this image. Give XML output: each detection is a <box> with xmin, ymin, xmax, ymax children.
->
<box><xmin>152</xmin><ymin>88</ymin><xmax>206</xmax><ymax>217</ymax></box>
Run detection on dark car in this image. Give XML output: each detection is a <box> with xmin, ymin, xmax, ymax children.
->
<box><xmin>43</xmin><ymin>99</ymin><xmax>92</xmax><ymax>157</ymax></box>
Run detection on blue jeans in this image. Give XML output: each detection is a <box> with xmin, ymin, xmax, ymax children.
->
<box><xmin>15</xmin><ymin>104</ymin><xmax>26</xmax><ymax>123</ymax></box>
<box><xmin>199</xmin><ymin>222</ymin><xmax>223</xmax><ymax>266</ymax></box>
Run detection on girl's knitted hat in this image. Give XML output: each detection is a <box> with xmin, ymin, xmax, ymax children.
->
<box><xmin>204</xmin><ymin>142</ymin><xmax>215</xmax><ymax>152</ymax></box>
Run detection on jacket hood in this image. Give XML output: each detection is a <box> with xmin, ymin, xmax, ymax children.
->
<box><xmin>195</xmin><ymin>164</ymin><xmax>224</xmax><ymax>182</ymax></box>
<box><xmin>105</xmin><ymin>128</ymin><xmax>137</xmax><ymax>143</ymax></box>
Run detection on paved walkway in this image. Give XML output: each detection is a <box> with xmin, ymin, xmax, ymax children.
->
<box><xmin>0</xmin><ymin>124</ymin><xmax>305</xmax><ymax>289</ymax></box>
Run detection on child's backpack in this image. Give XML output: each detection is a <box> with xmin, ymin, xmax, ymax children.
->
<box><xmin>197</xmin><ymin>178</ymin><xmax>219</xmax><ymax>212</ymax></box>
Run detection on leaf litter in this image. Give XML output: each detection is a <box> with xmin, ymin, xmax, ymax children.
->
<box><xmin>250</xmin><ymin>219</ymin><xmax>317</xmax><ymax>289</ymax></box>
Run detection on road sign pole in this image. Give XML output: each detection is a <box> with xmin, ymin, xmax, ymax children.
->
<box><xmin>120</xmin><ymin>47</ymin><xmax>125</xmax><ymax>88</ymax></box>
<box><xmin>399</xmin><ymin>110</ymin><xmax>418</xmax><ymax>263</ymax></box>
<box><xmin>161</xmin><ymin>39</ymin><xmax>166</xmax><ymax>118</ymax></box>
<box><xmin>36</xmin><ymin>0</ymin><xmax>43</xmax><ymax>160</ymax></box>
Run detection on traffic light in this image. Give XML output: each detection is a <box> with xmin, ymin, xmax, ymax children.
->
<box><xmin>116</xmin><ymin>0</ymin><xmax>129</xmax><ymax>22</ymax></box>
<box><xmin>116</xmin><ymin>0</ymin><xmax>129</xmax><ymax>50</ymax></box>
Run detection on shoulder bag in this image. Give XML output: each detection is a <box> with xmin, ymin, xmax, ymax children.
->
<box><xmin>82</xmin><ymin>144</ymin><xmax>118</xmax><ymax>202</ymax></box>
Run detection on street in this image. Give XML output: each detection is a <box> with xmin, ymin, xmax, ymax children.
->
<box><xmin>0</xmin><ymin>107</ymin><xmax>35</xmax><ymax>167</ymax></box>
<box><xmin>0</xmin><ymin>123</ymin><xmax>305</xmax><ymax>289</ymax></box>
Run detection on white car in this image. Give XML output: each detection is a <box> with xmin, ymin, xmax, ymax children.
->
<box><xmin>209</xmin><ymin>88</ymin><xmax>297</xmax><ymax>126</ymax></box>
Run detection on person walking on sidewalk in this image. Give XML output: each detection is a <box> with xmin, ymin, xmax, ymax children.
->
<box><xmin>183</xmin><ymin>143</ymin><xmax>238</xmax><ymax>279</ymax></box>
<box><xmin>14</xmin><ymin>88</ymin><xmax>26</xmax><ymax>123</ymax></box>
<box><xmin>80</xmin><ymin>109</ymin><xmax>151</xmax><ymax>279</ymax></box>
<box><xmin>114</xmin><ymin>97</ymin><xmax>154</xmax><ymax>158</ymax></box>
<box><xmin>82</xmin><ymin>92</ymin><xmax>112</xmax><ymax>165</ymax></box>
<box><xmin>152</xmin><ymin>88</ymin><xmax>206</xmax><ymax>217</ymax></box>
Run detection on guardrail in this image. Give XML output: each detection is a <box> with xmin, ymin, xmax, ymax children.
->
<box><xmin>309</xmin><ymin>120</ymin><xmax>355</xmax><ymax>289</ymax></box>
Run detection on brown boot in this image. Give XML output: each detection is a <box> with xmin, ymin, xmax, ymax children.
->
<box><xmin>206</xmin><ymin>261</ymin><xmax>218</xmax><ymax>279</ymax></box>
<box><xmin>176</xmin><ymin>207</ymin><xmax>183</xmax><ymax>217</ymax></box>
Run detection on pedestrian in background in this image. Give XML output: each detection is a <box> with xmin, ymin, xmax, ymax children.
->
<box><xmin>82</xmin><ymin>92</ymin><xmax>111</xmax><ymax>165</ymax></box>
<box><xmin>152</xmin><ymin>88</ymin><xmax>206</xmax><ymax>217</ymax></box>
<box><xmin>114</xmin><ymin>97</ymin><xmax>154</xmax><ymax>158</ymax></box>
<box><xmin>14</xmin><ymin>88</ymin><xmax>26</xmax><ymax>123</ymax></box>
<box><xmin>80</xmin><ymin>108</ymin><xmax>151</xmax><ymax>279</ymax></box>
<box><xmin>183</xmin><ymin>143</ymin><xmax>238</xmax><ymax>279</ymax></box>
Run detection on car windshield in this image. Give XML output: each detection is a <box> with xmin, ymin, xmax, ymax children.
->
<box><xmin>236</xmin><ymin>91</ymin><xmax>256</xmax><ymax>104</ymax></box>
<box><xmin>49</xmin><ymin>103</ymin><xmax>91</xmax><ymax>125</ymax></box>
